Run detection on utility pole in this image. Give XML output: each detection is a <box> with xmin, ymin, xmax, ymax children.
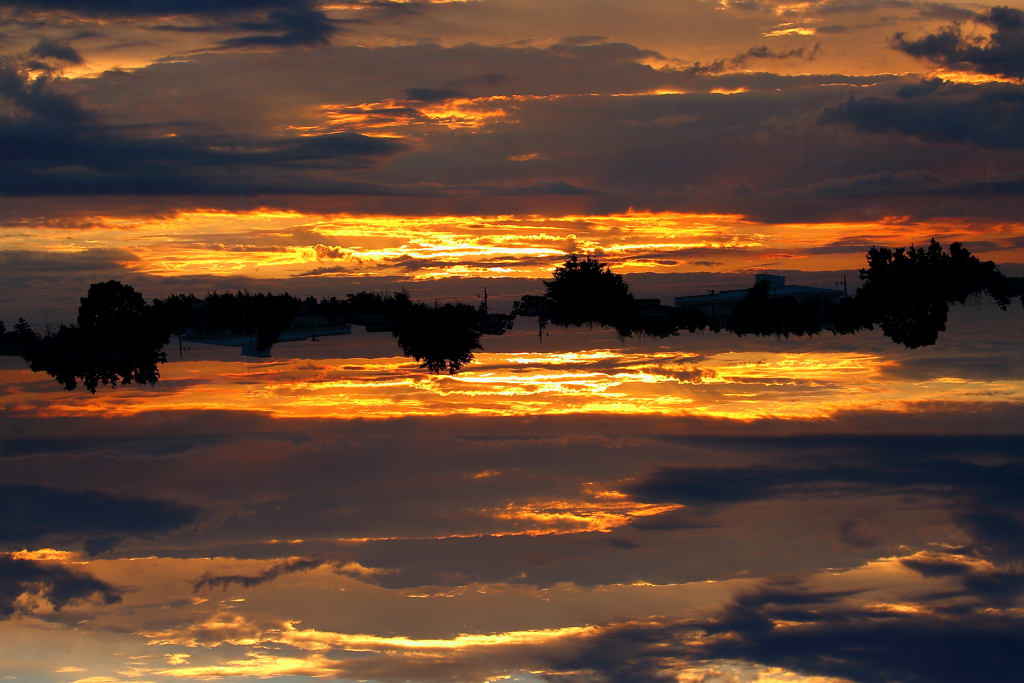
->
<box><xmin>836</xmin><ymin>273</ymin><xmax>848</xmax><ymax>299</ymax></box>
<box><xmin>707</xmin><ymin>290</ymin><xmax>716</xmax><ymax>320</ymax></box>
<box><xmin>779</xmin><ymin>286</ymin><xmax>785</xmax><ymax>339</ymax></box>
<box><xmin>478</xmin><ymin>287</ymin><xmax>489</xmax><ymax>333</ymax></box>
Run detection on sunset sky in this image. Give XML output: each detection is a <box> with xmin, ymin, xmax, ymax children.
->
<box><xmin>2</xmin><ymin>0</ymin><xmax>1024</xmax><ymax>681</ymax></box>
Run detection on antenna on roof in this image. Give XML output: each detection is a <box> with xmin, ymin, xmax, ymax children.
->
<box><xmin>836</xmin><ymin>274</ymin><xmax>848</xmax><ymax>299</ymax></box>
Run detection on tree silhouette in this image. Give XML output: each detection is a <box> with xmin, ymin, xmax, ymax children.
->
<box><xmin>0</xmin><ymin>318</ymin><xmax>39</xmax><ymax>355</ymax></box>
<box><xmin>24</xmin><ymin>281</ymin><xmax>170</xmax><ymax>392</ymax></box>
<box><xmin>391</xmin><ymin>298</ymin><xmax>483</xmax><ymax>375</ymax></box>
<box><xmin>544</xmin><ymin>255</ymin><xmax>636</xmax><ymax>334</ymax></box>
<box><xmin>7</xmin><ymin>243</ymin><xmax>1021</xmax><ymax>391</ymax></box>
<box><xmin>855</xmin><ymin>240</ymin><xmax>1012</xmax><ymax>348</ymax></box>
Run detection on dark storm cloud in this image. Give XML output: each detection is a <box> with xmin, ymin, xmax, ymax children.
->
<box><xmin>0</xmin><ymin>484</ymin><xmax>201</xmax><ymax>555</ymax></box>
<box><xmin>954</xmin><ymin>511</ymin><xmax>1024</xmax><ymax>560</ymax></box>
<box><xmin>819</xmin><ymin>79</ymin><xmax>1024</xmax><ymax>149</ymax></box>
<box><xmin>15</xmin><ymin>39</ymin><xmax>952</xmax><ymax>219</ymax></box>
<box><xmin>358</xmin><ymin>571</ymin><xmax>1022</xmax><ymax>683</ymax></box>
<box><xmin>0</xmin><ymin>554</ymin><xmax>121</xmax><ymax>619</ymax></box>
<box><xmin>215</xmin><ymin>7</ymin><xmax>340</xmax><ymax>49</ymax></box>
<box><xmin>120</xmin><ymin>436</ymin><xmax>1024</xmax><ymax>586</ymax></box>
<box><xmin>532</xmin><ymin>570</ymin><xmax>1024</xmax><ymax>683</ymax></box>
<box><xmin>648</xmin><ymin>432</ymin><xmax>1024</xmax><ymax>459</ymax></box>
<box><xmin>153</xmin><ymin>7</ymin><xmax>346</xmax><ymax>50</ymax></box>
<box><xmin>505</xmin><ymin>181</ymin><xmax>601</xmax><ymax>196</ymax></box>
<box><xmin>0</xmin><ymin>0</ymin><xmax>398</xmax><ymax>50</ymax></box>
<box><xmin>778</xmin><ymin>170</ymin><xmax>944</xmax><ymax>198</ymax></box>
<box><xmin>663</xmin><ymin>43</ymin><xmax>820</xmax><ymax>79</ymax></box>
<box><xmin>626</xmin><ymin>432</ymin><xmax>1024</xmax><ymax>566</ymax></box>
<box><xmin>626</xmin><ymin>443</ymin><xmax>1024</xmax><ymax>506</ymax></box>
<box><xmin>893</xmin><ymin>5</ymin><xmax>1024</xmax><ymax>79</ymax></box>
<box><xmin>0</xmin><ymin>58</ymin><xmax>89</xmax><ymax>122</ymax></box>
<box><xmin>900</xmin><ymin>552</ymin><xmax>1024</xmax><ymax>605</ymax></box>
<box><xmin>0</xmin><ymin>411</ymin><xmax>314</xmax><ymax>458</ymax></box>
<box><xmin>8</xmin><ymin>408</ymin><xmax>1024</xmax><ymax>588</ymax></box>
<box><xmin>546</xmin><ymin>38</ymin><xmax>666</xmax><ymax>64</ymax></box>
<box><xmin>730</xmin><ymin>43</ymin><xmax>821</xmax><ymax>67</ymax></box>
<box><xmin>69</xmin><ymin>40</ymin><xmax>897</xmax><ymax>121</ymax></box>
<box><xmin>689</xmin><ymin>578</ymin><xmax>1024</xmax><ymax>683</ymax></box>
<box><xmin>0</xmin><ymin>62</ymin><xmax>406</xmax><ymax>196</ymax></box>
<box><xmin>0</xmin><ymin>131</ymin><xmax>408</xmax><ymax>196</ymax></box>
<box><xmin>27</xmin><ymin>37</ymin><xmax>82</xmax><ymax>64</ymax></box>
<box><xmin>193</xmin><ymin>557</ymin><xmax>329</xmax><ymax>591</ymax></box>
<box><xmin>733</xmin><ymin>169</ymin><xmax>1024</xmax><ymax>210</ymax></box>
<box><xmin>0</xmin><ymin>0</ymin><xmax>316</xmax><ymax>17</ymax></box>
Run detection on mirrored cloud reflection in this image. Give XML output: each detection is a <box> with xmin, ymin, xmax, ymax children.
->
<box><xmin>1</xmin><ymin>310</ymin><xmax>1023</xmax><ymax>682</ymax></box>
<box><xmin>5</xmin><ymin>211</ymin><xmax>1024</xmax><ymax>283</ymax></box>
<box><xmin>5</xmin><ymin>342</ymin><xmax>1024</xmax><ymax>420</ymax></box>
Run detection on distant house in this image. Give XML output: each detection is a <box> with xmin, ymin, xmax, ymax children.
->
<box><xmin>185</xmin><ymin>321</ymin><xmax>352</xmax><ymax>357</ymax></box>
<box><xmin>634</xmin><ymin>298</ymin><xmax>675</xmax><ymax>319</ymax></box>
<box><xmin>675</xmin><ymin>274</ymin><xmax>842</xmax><ymax>321</ymax></box>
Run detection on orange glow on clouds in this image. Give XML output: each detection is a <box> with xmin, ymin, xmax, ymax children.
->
<box><xmin>6</xmin><ymin>209</ymin><xmax>1022</xmax><ymax>281</ymax></box>
<box><xmin>4</xmin><ymin>345</ymin><xmax>1022</xmax><ymax>421</ymax></box>
<box><xmin>486</xmin><ymin>498</ymin><xmax>683</xmax><ymax>535</ymax></box>
<box><xmin>320</xmin><ymin>96</ymin><xmax>516</xmax><ymax>132</ymax></box>
<box><xmin>145</xmin><ymin>621</ymin><xmax>605</xmax><ymax>679</ymax></box>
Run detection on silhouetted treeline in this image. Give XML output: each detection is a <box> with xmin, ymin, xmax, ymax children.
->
<box><xmin>512</xmin><ymin>256</ymin><xmax>683</xmax><ymax>338</ymax></box>
<box><xmin>524</xmin><ymin>242</ymin><xmax>1024</xmax><ymax>348</ymax></box>
<box><xmin>720</xmin><ymin>241</ymin><xmax>1024</xmax><ymax>346</ymax></box>
<box><xmin>1</xmin><ymin>284</ymin><xmax>509</xmax><ymax>389</ymax></box>
<box><xmin>543</xmin><ymin>255</ymin><xmax>635</xmax><ymax>335</ymax></box>
<box><xmin>153</xmin><ymin>289</ymin><xmax>507</xmax><ymax>373</ymax></box>
<box><xmin>0</xmin><ymin>281</ymin><xmax>170</xmax><ymax>392</ymax></box>
<box><xmin>844</xmin><ymin>240</ymin><xmax>1023</xmax><ymax>347</ymax></box>
<box><xmin>4</xmin><ymin>242</ymin><xmax>1022</xmax><ymax>390</ymax></box>
<box><xmin>389</xmin><ymin>294</ymin><xmax>484</xmax><ymax>374</ymax></box>
<box><xmin>154</xmin><ymin>291</ymin><xmax>301</xmax><ymax>353</ymax></box>
<box><xmin>305</xmin><ymin>290</ymin><xmax>489</xmax><ymax>374</ymax></box>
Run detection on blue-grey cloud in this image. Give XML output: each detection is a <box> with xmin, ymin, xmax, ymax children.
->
<box><xmin>193</xmin><ymin>557</ymin><xmax>329</xmax><ymax>591</ymax></box>
<box><xmin>28</xmin><ymin>37</ymin><xmax>82</xmax><ymax>64</ymax></box>
<box><xmin>216</xmin><ymin>7</ymin><xmax>340</xmax><ymax>49</ymax></box>
<box><xmin>893</xmin><ymin>5</ymin><xmax>1024</xmax><ymax>79</ymax></box>
<box><xmin>0</xmin><ymin>554</ymin><xmax>121</xmax><ymax>619</ymax></box>
<box><xmin>692</xmin><ymin>578</ymin><xmax>1024</xmax><ymax>682</ymax></box>
<box><xmin>819</xmin><ymin>80</ymin><xmax>1024</xmax><ymax>149</ymax></box>
<box><xmin>0</xmin><ymin>62</ymin><xmax>406</xmax><ymax>196</ymax></box>
<box><xmin>0</xmin><ymin>0</ymin><xmax>316</xmax><ymax>16</ymax></box>
<box><xmin>0</xmin><ymin>484</ymin><xmax>202</xmax><ymax>555</ymax></box>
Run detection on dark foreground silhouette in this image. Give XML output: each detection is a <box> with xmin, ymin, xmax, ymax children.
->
<box><xmin>1</xmin><ymin>284</ymin><xmax>509</xmax><ymax>391</ymax></box>
<box><xmin>156</xmin><ymin>289</ymin><xmax>505</xmax><ymax>374</ymax></box>
<box><xmin>538</xmin><ymin>242</ymin><xmax>1023</xmax><ymax>347</ymax></box>
<box><xmin>3</xmin><ymin>240</ymin><xmax>1021</xmax><ymax>390</ymax></box>
<box><xmin>1</xmin><ymin>281</ymin><xmax>169</xmax><ymax>392</ymax></box>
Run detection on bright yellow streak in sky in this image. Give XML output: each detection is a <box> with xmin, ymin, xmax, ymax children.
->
<box><xmin>486</xmin><ymin>498</ymin><xmax>683</xmax><ymax>535</ymax></box>
<box><xmin>4</xmin><ymin>347</ymin><xmax>1021</xmax><ymax>421</ymax></box>
<box><xmin>5</xmin><ymin>209</ymin><xmax>1023</xmax><ymax>282</ymax></box>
